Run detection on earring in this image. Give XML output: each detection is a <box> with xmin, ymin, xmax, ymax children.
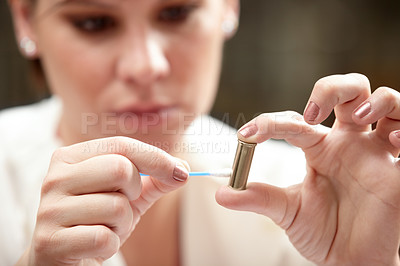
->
<box><xmin>222</xmin><ymin>18</ymin><xmax>238</xmax><ymax>36</ymax></box>
<box><xmin>20</xmin><ymin>37</ymin><xmax>37</xmax><ymax>57</ymax></box>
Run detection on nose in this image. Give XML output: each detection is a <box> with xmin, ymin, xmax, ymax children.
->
<box><xmin>116</xmin><ymin>28</ymin><xmax>170</xmax><ymax>87</ymax></box>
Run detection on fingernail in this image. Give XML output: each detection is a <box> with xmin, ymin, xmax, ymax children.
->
<box><xmin>238</xmin><ymin>123</ymin><xmax>258</xmax><ymax>138</ymax></box>
<box><xmin>304</xmin><ymin>101</ymin><xmax>320</xmax><ymax>122</ymax></box>
<box><xmin>395</xmin><ymin>130</ymin><xmax>400</xmax><ymax>138</ymax></box>
<box><xmin>354</xmin><ymin>101</ymin><xmax>371</xmax><ymax>119</ymax></box>
<box><xmin>173</xmin><ymin>163</ymin><xmax>189</xmax><ymax>182</ymax></box>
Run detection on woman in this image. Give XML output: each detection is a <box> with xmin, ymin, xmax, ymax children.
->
<box><xmin>2</xmin><ymin>0</ymin><xmax>400</xmax><ymax>265</ymax></box>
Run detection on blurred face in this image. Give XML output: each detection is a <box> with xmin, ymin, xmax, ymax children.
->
<box><xmin>24</xmin><ymin>0</ymin><xmax>236</xmax><ymax>148</ymax></box>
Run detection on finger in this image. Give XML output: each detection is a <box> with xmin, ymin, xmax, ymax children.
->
<box><xmin>35</xmin><ymin>225</ymin><xmax>119</xmax><ymax>263</ymax></box>
<box><xmin>374</xmin><ymin>117</ymin><xmax>400</xmax><ymax>157</ymax></box>
<box><xmin>215</xmin><ymin>183</ymin><xmax>299</xmax><ymax>230</ymax></box>
<box><xmin>237</xmin><ymin>111</ymin><xmax>328</xmax><ymax>150</ymax></box>
<box><xmin>304</xmin><ymin>73</ymin><xmax>371</xmax><ymax>130</ymax></box>
<box><xmin>352</xmin><ymin>87</ymin><xmax>400</xmax><ymax>155</ymax></box>
<box><xmin>353</xmin><ymin>87</ymin><xmax>400</xmax><ymax>123</ymax></box>
<box><xmin>45</xmin><ymin>154</ymin><xmax>142</xmax><ymax>201</ymax></box>
<box><xmin>389</xmin><ymin>131</ymin><xmax>400</xmax><ymax>150</ymax></box>
<box><xmin>131</xmin><ymin>161</ymin><xmax>189</xmax><ymax>215</ymax></box>
<box><xmin>46</xmin><ymin>193</ymin><xmax>136</xmax><ymax>238</ymax></box>
<box><xmin>52</xmin><ymin>137</ymin><xmax>189</xmax><ymax>186</ymax></box>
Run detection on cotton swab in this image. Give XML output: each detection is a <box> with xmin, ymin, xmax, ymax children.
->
<box><xmin>140</xmin><ymin>168</ymin><xmax>232</xmax><ymax>177</ymax></box>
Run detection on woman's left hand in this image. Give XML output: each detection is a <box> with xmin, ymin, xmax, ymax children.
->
<box><xmin>216</xmin><ymin>73</ymin><xmax>400</xmax><ymax>266</ymax></box>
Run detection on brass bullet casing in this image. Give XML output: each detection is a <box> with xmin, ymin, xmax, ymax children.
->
<box><xmin>229</xmin><ymin>140</ymin><xmax>257</xmax><ymax>190</ymax></box>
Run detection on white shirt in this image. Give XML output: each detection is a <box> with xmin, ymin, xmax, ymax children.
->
<box><xmin>0</xmin><ymin>97</ymin><xmax>314</xmax><ymax>266</ymax></box>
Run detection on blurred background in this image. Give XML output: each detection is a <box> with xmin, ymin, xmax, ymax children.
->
<box><xmin>1</xmin><ymin>0</ymin><xmax>400</xmax><ymax>127</ymax></box>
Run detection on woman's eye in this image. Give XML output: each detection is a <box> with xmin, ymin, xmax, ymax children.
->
<box><xmin>158</xmin><ymin>5</ymin><xmax>198</xmax><ymax>23</ymax></box>
<box><xmin>73</xmin><ymin>16</ymin><xmax>116</xmax><ymax>33</ymax></box>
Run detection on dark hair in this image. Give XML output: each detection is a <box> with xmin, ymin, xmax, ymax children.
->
<box><xmin>24</xmin><ymin>0</ymin><xmax>48</xmax><ymax>93</ymax></box>
<box><xmin>30</xmin><ymin>59</ymin><xmax>48</xmax><ymax>93</ymax></box>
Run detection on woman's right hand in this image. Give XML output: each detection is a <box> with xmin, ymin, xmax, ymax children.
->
<box><xmin>17</xmin><ymin>137</ymin><xmax>189</xmax><ymax>266</ymax></box>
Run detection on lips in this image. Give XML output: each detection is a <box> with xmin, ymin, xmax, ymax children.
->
<box><xmin>108</xmin><ymin>103</ymin><xmax>180</xmax><ymax>131</ymax></box>
<box><xmin>113</xmin><ymin>104</ymin><xmax>174</xmax><ymax>116</ymax></box>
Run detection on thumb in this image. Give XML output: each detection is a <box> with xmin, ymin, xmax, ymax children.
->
<box><xmin>131</xmin><ymin>159</ymin><xmax>190</xmax><ymax>215</ymax></box>
<box><xmin>215</xmin><ymin>182</ymin><xmax>300</xmax><ymax>230</ymax></box>
<box><xmin>176</xmin><ymin>158</ymin><xmax>191</xmax><ymax>173</ymax></box>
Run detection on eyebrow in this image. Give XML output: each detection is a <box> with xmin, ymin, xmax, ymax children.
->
<box><xmin>38</xmin><ymin>0</ymin><xmax>178</xmax><ymax>19</ymax></box>
<box><xmin>37</xmin><ymin>0</ymin><xmax>118</xmax><ymax>18</ymax></box>
<box><xmin>54</xmin><ymin>0</ymin><xmax>118</xmax><ymax>9</ymax></box>
<box><xmin>55</xmin><ymin>0</ymin><xmax>178</xmax><ymax>7</ymax></box>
